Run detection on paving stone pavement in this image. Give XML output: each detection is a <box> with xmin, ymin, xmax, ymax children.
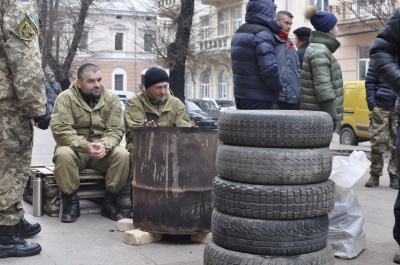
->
<box><xmin>2</xmin><ymin>128</ymin><xmax>398</xmax><ymax>264</ymax></box>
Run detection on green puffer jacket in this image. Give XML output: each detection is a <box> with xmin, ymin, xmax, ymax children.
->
<box><xmin>124</xmin><ymin>90</ymin><xmax>192</xmax><ymax>153</ymax></box>
<box><xmin>300</xmin><ymin>31</ymin><xmax>344</xmax><ymax>122</ymax></box>
<box><xmin>50</xmin><ymin>81</ymin><xmax>124</xmax><ymax>153</ymax></box>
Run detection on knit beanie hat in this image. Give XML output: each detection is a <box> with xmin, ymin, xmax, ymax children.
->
<box><xmin>144</xmin><ymin>67</ymin><xmax>169</xmax><ymax>89</ymax></box>
<box><xmin>305</xmin><ymin>6</ymin><xmax>337</xmax><ymax>33</ymax></box>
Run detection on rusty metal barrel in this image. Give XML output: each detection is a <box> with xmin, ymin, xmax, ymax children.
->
<box><xmin>131</xmin><ymin>127</ymin><xmax>218</xmax><ymax>234</ymax></box>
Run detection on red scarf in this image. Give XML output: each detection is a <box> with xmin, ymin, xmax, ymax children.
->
<box><xmin>279</xmin><ymin>31</ymin><xmax>294</xmax><ymax>51</ymax></box>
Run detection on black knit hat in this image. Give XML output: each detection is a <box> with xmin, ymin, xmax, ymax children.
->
<box><xmin>144</xmin><ymin>67</ymin><xmax>169</xmax><ymax>89</ymax></box>
<box><xmin>293</xmin><ymin>27</ymin><xmax>311</xmax><ymax>38</ymax></box>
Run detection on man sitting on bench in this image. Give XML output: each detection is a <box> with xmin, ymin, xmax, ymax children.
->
<box><xmin>50</xmin><ymin>63</ymin><xmax>130</xmax><ymax>223</ymax></box>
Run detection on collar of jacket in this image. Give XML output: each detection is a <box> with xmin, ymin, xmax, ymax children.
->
<box><xmin>70</xmin><ymin>81</ymin><xmax>105</xmax><ymax>112</ymax></box>
<box><xmin>309</xmin><ymin>31</ymin><xmax>341</xmax><ymax>53</ymax></box>
<box><xmin>137</xmin><ymin>89</ymin><xmax>172</xmax><ymax>115</ymax></box>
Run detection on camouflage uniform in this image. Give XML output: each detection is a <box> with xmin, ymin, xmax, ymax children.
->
<box><xmin>0</xmin><ymin>0</ymin><xmax>46</xmax><ymax>226</ymax></box>
<box><xmin>369</xmin><ymin>106</ymin><xmax>397</xmax><ymax>176</ymax></box>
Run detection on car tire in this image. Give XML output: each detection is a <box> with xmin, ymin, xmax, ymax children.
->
<box><xmin>212</xmin><ymin>209</ymin><xmax>329</xmax><ymax>255</ymax></box>
<box><xmin>213</xmin><ymin>176</ymin><xmax>335</xmax><ymax>219</ymax></box>
<box><xmin>218</xmin><ymin>110</ymin><xmax>333</xmax><ymax>148</ymax></box>
<box><xmin>216</xmin><ymin>144</ymin><xmax>332</xmax><ymax>184</ymax></box>
<box><xmin>339</xmin><ymin>126</ymin><xmax>359</xmax><ymax>146</ymax></box>
<box><xmin>204</xmin><ymin>240</ymin><xmax>335</xmax><ymax>265</ymax></box>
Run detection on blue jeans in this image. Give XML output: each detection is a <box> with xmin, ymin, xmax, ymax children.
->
<box><xmin>393</xmin><ymin>113</ymin><xmax>400</xmax><ymax>244</ymax></box>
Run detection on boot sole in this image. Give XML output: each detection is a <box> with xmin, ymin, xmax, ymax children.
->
<box><xmin>0</xmin><ymin>245</ymin><xmax>41</xmax><ymax>258</ymax></box>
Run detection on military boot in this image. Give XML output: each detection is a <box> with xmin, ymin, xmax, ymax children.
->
<box><xmin>18</xmin><ymin>218</ymin><xmax>41</xmax><ymax>238</ymax></box>
<box><xmin>61</xmin><ymin>190</ymin><xmax>80</xmax><ymax>223</ymax></box>
<box><xmin>365</xmin><ymin>175</ymin><xmax>380</xmax><ymax>187</ymax></box>
<box><xmin>101</xmin><ymin>190</ymin><xmax>124</xmax><ymax>221</ymax></box>
<box><xmin>390</xmin><ymin>174</ymin><xmax>399</xmax><ymax>189</ymax></box>
<box><xmin>0</xmin><ymin>224</ymin><xmax>41</xmax><ymax>258</ymax></box>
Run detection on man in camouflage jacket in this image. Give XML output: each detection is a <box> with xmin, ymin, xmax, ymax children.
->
<box><xmin>0</xmin><ymin>0</ymin><xmax>47</xmax><ymax>258</ymax></box>
<box><xmin>50</xmin><ymin>63</ymin><xmax>130</xmax><ymax>223</ymax></box>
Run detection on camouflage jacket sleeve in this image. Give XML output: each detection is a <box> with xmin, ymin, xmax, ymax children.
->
<box><xmin>2</xmin><ymin>0</ymin><xmax>46</xmax><ymax>117</ymax></box>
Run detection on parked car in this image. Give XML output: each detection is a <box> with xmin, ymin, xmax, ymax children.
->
<box><xmin>215</xmin><ymin>99</ymin><xmax>236</xmax><ymax>111</ymax></box>
<box><xmin>185</xmin><ymin>100</ymin><xmax>218</xmax><ymax>129</ymax></box>
<box><xmin>339</xmin><ymin>81</ymin><xmax>371</xmax><ymax>145</ymax></box>
<box><xmin>188</xmin><ymin>98</ymin><xmax>221</xmax><ymax>117</ymax></box>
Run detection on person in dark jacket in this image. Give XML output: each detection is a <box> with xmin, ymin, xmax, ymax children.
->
<box><xmin>364</xmin><ymin>63</ymin><xmax>397</xmax><ymax>189</ymax></box>
<box><xmin>274</xmin><ymin>11</ymin><xmax>301</xmax><ymax>110</ymax></box>
<box><xmin>231</xmin><ymin>0</ymin><xmax>282</xmax><ymax>110</ymax></box>
<box><xmin>300</xmin><ymin>5</ymin><xmax>343</xmax><ymax>131</ymax></box>
<box><xmin>293</xmin><ymin>26</ymin><xmax>311</xmax><ymax>68</ymax></box>
<box><xmin>369</xmin><ymin>8</ymin><xmax>400</xmax><ymax>263</ymax></box>
<box><xmin>44</xmin><ymin>75</ymin><xmax>62</xmax><ymax>113</ymax></box>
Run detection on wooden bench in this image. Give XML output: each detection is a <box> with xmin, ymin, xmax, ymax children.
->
<box><xmin>24</xmin><ymin>165</ymin><xmax>130</xmax><ymax>217</ymax></box>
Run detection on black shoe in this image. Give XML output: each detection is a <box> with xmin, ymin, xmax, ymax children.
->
<box><xmin>0</xmin><ymin>225</ymin><xmax>41</xmax><ymax>258</ymax></box>
<box><xmin>19</xmin><ymin>218</ymin><xmax>41</xmax><ymax>238</ymax></box>
<box><xmin>101</xmin><ymin>191</ymin><xmax>124</xmax><ymax>221</ymax></box>
<box><xmin>61</xmin><ymin>191</ymin><xmax>80</xmax><ymax>223</ymax></box>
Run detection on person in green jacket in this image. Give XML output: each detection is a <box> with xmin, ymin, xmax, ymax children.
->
<box><xmin>50</xmin><ymin>63</ymin><xmax>130</xmax><ymax>223</ymax></box>
<box><xmin>300</xmin><ymin>5</ymin><xmax>344</xmax><ymax>131</ymax></box>
<box><xmin>124</xmin><ymin>67</ymin><xmax>192</xmax><ymax>153</ymax></box>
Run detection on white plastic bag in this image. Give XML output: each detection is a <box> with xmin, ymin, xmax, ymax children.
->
<box><xmin>328</xmin><ymin>150</ymin><xmax>371</xmax><ymax>259</ymax></box>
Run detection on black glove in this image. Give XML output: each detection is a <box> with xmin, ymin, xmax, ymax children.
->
<box><xmin>34</xmin><ymin>103</ymin><xmax>52</xmax><ymax>130</ymax></box>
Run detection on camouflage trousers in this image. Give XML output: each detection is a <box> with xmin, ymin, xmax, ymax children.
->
<box><xmin>369</xmin><ymin>106</ymin><xmax>397</xmax><ymax>176</ymax></box>
<box><xmin>0</xmin><ymin>105</ymin><xmax>34</xmax><ymax>225</ymax></box>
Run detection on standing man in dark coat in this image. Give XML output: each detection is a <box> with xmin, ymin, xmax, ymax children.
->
<box><xmin>364</xmin><ymin>63</ymin><xmax>397</xmax><ymax>189</ymax></box>
<box><xmin>293</xmin><ymin>26</ymin><xmax>311</xmax><ymax>68</ymax></box>
<box><xmin>231</xmin><ymin>0</ymin><xmax>282</xmax><ymax>110</ymax></box>
<box><xmin>369</xmin><ymin>8</ymin><xmax>400</xmax><ymax>263</ymax></box>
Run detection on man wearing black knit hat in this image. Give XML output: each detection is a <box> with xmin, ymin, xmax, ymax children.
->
<box><xmin>124</xmin><ymin>67</ymin><xmax>192</xmax><ymax>153</ymax></box>
<box><xmin>293</xmin><ymin>26</ymin><xmax>311</xmax><ymax>68</ymax></box>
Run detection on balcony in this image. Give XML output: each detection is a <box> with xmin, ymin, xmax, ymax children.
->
<box><xmin>157</xmin><ymin>0</ymin><xmax>181</xmax><ymax>17</ymax></box>
<box><xmin>329</xmin><ymin>2</ymin><xmax>393</xmax><ymax>33</ymax></box>
<box><xmin>198</xmin><ymin>35</ymin><xmax>231</xmax><ymax>53</ymax></box>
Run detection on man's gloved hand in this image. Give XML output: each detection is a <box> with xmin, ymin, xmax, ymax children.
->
<box><xmin>33</xmin><ymin>104</ymin><xmax>52</xmax><ymax>130</ymax></box>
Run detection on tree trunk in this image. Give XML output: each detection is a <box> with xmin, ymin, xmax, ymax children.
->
<box><xmin>167</xmin><ymin>0</ymin><xmax>194</xmax><ymax>103</ymax></box>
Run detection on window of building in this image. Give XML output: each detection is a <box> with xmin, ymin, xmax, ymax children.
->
<box><xmin>185</xmin><ymin>73</ymin><xmax>194</xmax><ymax>99</ymax></box>
<box><xmin>232</xmin><ymin>7</ymin><xmax>242</xmax><ymax>33</ymax></box>
<box><xmin>358</xmin><ymin>45</ymin><xmax>370</xmax><ymax>80</ymax></box>
<box><xmin>79</xmin><ymin>30</ymin><xmax>89</xmax><ymax>50</ymax></box>
<box><xmin>219</xmin><ymin>71</ymin><xmax>228</xmax><ymax>98</ymax></box>
<box><xmin>114</xmin><ymin>74</ymin><xmax>123</xmax><ymax>91</ymax></box>
<box><xmin>309</xmin><ymin>0</ymin><xmax>329</xmax><ymax>11</ymax></box>
<box><xmin>112</xmin><ymin>68</ymin><xmax>127</xmax><ymax>92</ymax></box>
<box><xmin>201</xmin><ymin>16</ymin><xmax>210</xmax><ymax>39</ymax></box>
<box><xmin>219</xmin><ymin>11</ymin><xmax>229</xmax><ymax>36</ymax></box>
<box><xmin>116</xmin><ymin>15</ymin><xmax>123</xmax><ymax>19</ymax></box>
<box><xmin>144</xmin><ymin>33</ymin><xmax>153</xmax><ymax>52</ymax></box>
<box><xmin>201</xmin><ymin>72</ymin><xmax>210</xmax><ymax>98</ymax></box>
<box><xmin>115</xmin><ymin>32</ymin><xmax>124</xmax><ymax>51</ymax></box>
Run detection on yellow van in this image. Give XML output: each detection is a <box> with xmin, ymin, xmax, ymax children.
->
<box><xmin>339</xmin><ymin>81</ymin><xmax>371</xmax><ymax>145</ymax></box>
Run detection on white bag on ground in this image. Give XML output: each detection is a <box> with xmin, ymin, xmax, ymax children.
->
<box><xmin>328</xmin><ymin>150</ymin><xmax>371</xmax><ymax>259</ymax></box>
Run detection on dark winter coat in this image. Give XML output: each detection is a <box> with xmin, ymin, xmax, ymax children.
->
<box><xmin>370</xmin><ymin>8</ymin><xmax>400</xmax><ymax>114</ymax></box>
<box><xmin>297</xmin><ymin>42</ymin><xmax>310</xmax><ymax>69</ymax></box>
<box><xmin>275</xmin><ymin>34</ymin><xmax>301</xmax><ymax>105</ymax></box>
<box><xmin>365</xmin><ymin>63</ymin><xmax>397</xmax><ymax>111</ymax></box>
<box><xmin>231</xmin><ymin>0</ymin><xmax>282</xmax><ymax>103</ymax></box>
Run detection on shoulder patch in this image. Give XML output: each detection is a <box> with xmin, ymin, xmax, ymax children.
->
<box><xmin>21</xmin><ymin>0</ymin><xmax>30</xmax><ymax>4</ymax></box>
<box><xmin>18</xmin><ymin>18</ymin><xmax>37</xmax><ymax>41</ymax></box>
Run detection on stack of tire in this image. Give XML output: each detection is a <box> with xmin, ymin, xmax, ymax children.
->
<box><xmin>204</xmin><ymin>110</ymin><xmax>336</xmax><ymax>265</ymax></box>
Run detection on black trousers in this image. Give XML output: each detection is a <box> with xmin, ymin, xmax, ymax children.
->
<box><xmin>393</xmin><ymin>114</ymin><xmax>400</xmax><ymax>244</ymax></box>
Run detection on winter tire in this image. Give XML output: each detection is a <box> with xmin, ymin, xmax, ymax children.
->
<box><xmin>204</xmin><ymin>240</ymin><xmax>335</xmax><ymax>265</ymax></box>
<box><xmin>212</xmin><ymin>209</ymin><xmax>329</xmax><ymax>256</ymax></box>
<box><xmin>216</xmin><ymin>144</ymin><xmax>332</xmax><ymax>184</ymax></box>
<box><xmin>213</xmin><ymin>176</ymin><xmax>335</xmax><ymax>219</ymax></box>
<box><xmin>218</xmin><ymin>110</ymin><xmax>333</xmax><ymax>148</ymax></box>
